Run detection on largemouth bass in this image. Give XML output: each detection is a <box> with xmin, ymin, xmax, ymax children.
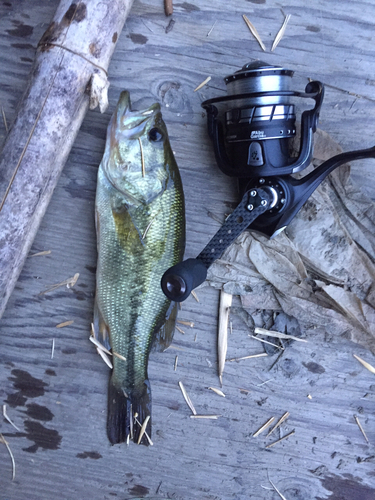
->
<box><xmin>93</xmin><ymin>91</ymin><xmax>185</xmax><ymax>445</ymax></box>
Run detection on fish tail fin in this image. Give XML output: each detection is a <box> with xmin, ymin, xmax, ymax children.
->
<box><xmin>107</xmin><ymin>377</ymin><xmax>152</xmax><ymax>446</ymax></box>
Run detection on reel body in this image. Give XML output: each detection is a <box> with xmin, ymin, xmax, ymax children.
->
<box><xmin>161</xmin><ymin>61</ymin><xmax>375</xmax><ymax>302</ymax></box>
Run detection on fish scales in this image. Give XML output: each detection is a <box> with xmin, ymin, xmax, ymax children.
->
<box><xmin>94</xmin><ymin>91</ymin><xmax>185</xmax><ymax>445</ymax></box>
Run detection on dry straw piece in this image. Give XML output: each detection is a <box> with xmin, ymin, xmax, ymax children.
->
<box><xmin>268</xmin><ymin>476</ymin><xmax>287</xmax><ymax>500</ymax></box>
<box><xmin>218</xmin><ymin>291</ymin><xmax>232</xmax><ymax>385</ymax></box>
<box><xmin>267</xmin><ymin>411</ymin><xmax>290</xmax><ymax>437</ymax></box>
<box><xmin>137</xmin><ymin>415</ymin><xmax>151</xmax><ymax>445</ymax></box>
<box><xmin>251</xmin><ymin>335</ymin><xmax>284</xmax><ymax>350</ymax></box>
<box><xmin>190</xmin><ymin>414</ymin><xmax>221</xmax><ymax>419</ymax></box>
<box><xmin>56</xmin><ymin>320</ymin><xmax>74</xmax><ymax>328</ymax></box>
<box><xmin>51</xmin><ymin>338</ymin><xmax>55</xmax><ymax>360</ymax></box>
<box><xmin>174</xmin><ymin>355</ymin><xmax>178</xmax><ymax>371</ymax></box>
<box><xmin>29</xmin><ymin>250</ymin><xmax>51</xmax><ymax>257</ymax></box>
<box><xmin>253</xmin><ymin>417</ymin><xmax>275</xmax><ymax>437</ymax></box>
<box><xmin>254</xmin><ymin>327</ymin><xmax>308</xmax><ymax>342</ymax></box>
<box><xmin>353</xmin><ymin>354</ymin><xmax>375</xmax><ymax>374</ymax></box>
<box><xmin>271</xmin><ymin>14</ymin><xmax>291</xmax><ymax>52</ymax></box>
<box><xmin>177</xmin><ymin>320</ymin><xmax>194</xmax><ymax>328</ymax></box>
<box><xmin>208</xmin><ymin>387</ymin><xmax>226</xmax><ymax>397</ymax></box>
<box><xmin>191</xmin><ymin>290</ymin><xmax>199</xmax><ymax>302</ymax></box>
<box><xmin>89</xmin><ymin>335</ymin><xmax>112</xmax><ymax>356</ymax></box>
<box><xmin>266</xmin><ymin>429</ymin><xmax>295</xmax><ymax>448</ymax></box>
<box><xmin>178</xmin><ymin>381</ymin><xmax>197</xmax><ymax>415</ymax></box>
<box><xmin>176</xmin><ymin>325</ymin><xmax>185</xmax><ymax>334</ymax></box>
<box><xmin>354</xmin><ymin>415</ymin><xmax>369</xmax><ymax>443</ymax></box>
<box><xmin>227</xmin><ymin>352</ymin><xmax>268</xmax><ymax>362</ymax></box>
<box><xmin>41</xmin><ymin>273</ymin><xmax>79</xmax><ymax>295</ymax></box>
<box><xmin>3</xmin><ymin>405</ymin><xmax>20</xmax><ymax>432</ymax></box>
<box><xmin>0</xmin><ymin>433</ymin><xmax>15</xmax><ymax>480</ymax></box>
<box><xmin>194</xmin><ymin>76</ymin><xmax>211</xmax><ymax>92</ymax></box>
<box><xmin>242</xmin><ymin>15</ymin><xmax>266</xmax><ymax>51</ymax></box>
<box><xmin>96</xmin><ymin>347</ymin><xmax>113</xmax><ymax>369</ymax></box>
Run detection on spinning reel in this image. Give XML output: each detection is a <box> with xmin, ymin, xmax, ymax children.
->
<box><xmin>161</xmin><ymin>61</ymin><xmax>375</xmax><ymax>302</ymax></box>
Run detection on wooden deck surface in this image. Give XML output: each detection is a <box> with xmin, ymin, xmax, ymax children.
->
<box><xmin>1</xmin><ymin>1</ymin><xmax>375</xmax><ymax>499</ymax></box>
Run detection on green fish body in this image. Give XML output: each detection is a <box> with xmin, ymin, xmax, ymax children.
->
<box><xmin>93</xmin><ymin>91</ymin><xmax>185</xmax><ymax>445</ymax></box>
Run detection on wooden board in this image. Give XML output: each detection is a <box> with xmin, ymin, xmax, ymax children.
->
<box><xmin>1</xmin><ymin>1</ymin><xmax>375</xmax><ymax>499</ymax></box>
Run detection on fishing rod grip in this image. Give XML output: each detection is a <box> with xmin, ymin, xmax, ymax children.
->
<box><xmin>161</xmin><ymin>258</ymin><xmax>208</xmax><ymax>302</ymax></box>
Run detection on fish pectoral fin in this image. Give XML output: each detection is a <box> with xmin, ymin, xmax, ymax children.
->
<box><xmin>151</xmin><ymin>301</ymin><xmax>178</xmax><ymax>353</ymax></box>
<box><xmin>107</xmin><ymin>378</ymin><xmax>152</xmax><ymax>445</ymax></box>
<box><xmin>92</xmin><ymin>299</ymin><xmax>112</xmax><ymax>351</ymax></box>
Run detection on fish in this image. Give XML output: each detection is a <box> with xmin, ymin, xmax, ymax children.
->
<box><xmin>93</xmin><ymin>91</ymin><xmax>185</xmax><ymax>445</ymax></box>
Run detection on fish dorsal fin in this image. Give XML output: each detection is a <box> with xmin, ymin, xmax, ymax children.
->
<box><xmin>151</xmin><ymin>301</ymin><xmax>178</xmax><ymax>353</ymax></box>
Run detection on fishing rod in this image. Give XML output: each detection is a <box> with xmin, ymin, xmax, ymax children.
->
<box><xmin>161</xmin><ymin>61</ymin><xmax>375</xmax><ymax>302</ymax></box>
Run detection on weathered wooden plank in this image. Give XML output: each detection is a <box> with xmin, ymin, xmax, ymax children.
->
<box><xmin>1</xmin><ymin>0</ymin><xmax>375</xmax><ymax>499</ymax></box>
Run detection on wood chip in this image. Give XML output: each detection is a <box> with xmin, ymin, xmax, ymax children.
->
<box><xmin>265</xmin><ymin>430</ymin><xmax>295</xmax><ymax>448</ymax></box>
<box><xmin>227</xmin><ymin>353</ymin><xmax>268</xmax><ymax>362</ymax></box>
<box><xmin>176</xmin><ymin>325</ymin><xmax>185</xmax><ymax>334</ymax></box>
<box><xmin>251</xmin><ymin>335</ymin><xmax>284</xmax><ymax>350</ymax></box>
<box><xmin>191</xmin><ymin>290</ymin><xmax>199</xmax><ymax>302</ymax></box>
<box><xmin>253</xmin><ymin>417</ymin><xmax>275</xmax><ymax>437</ymax></box>
<box><xmin>56</xmin><ymin>320</ymin><xmax>74</xmax><ymax>328</ymax></box>
<box><xmin>0</xmin><ymin>433</ymin><xmax>15</xmax><ymax>480</ymax></box>
<box><xmin>254</xmin><ymin>327</ymin><xmax>308</xmax><ymax>342</ymax></box>
<box><xmin>137</xmin><ymin>415</ymin><xmax>151</xmax><ymax>445</ymax></box>
<box><xmin>194</xmin><ymin>76</ymin><xmax>211</xmax><ymax>92</ymax></box>
<box><xmin>89</xmin><ymin>335</ymin><xmax>112</xmax><ymax>356</ymax></box>
<box><xmin>242</xmin><ymin>15</ymin><xmax>266</xmax><ymax>51</ymax></box>
<box><xmin>51</xmin><ymin>338</ymin><xmax>55</xmax><ymax>359</ymax></box>
<box><xmin>190</xmin><ymin>414</ymin><xmax>221</xmax><ymax>419</ymax></box>
<box><xmin>218</xmin><ymin>291</ymin><xmax>232</xmax><ymax>385</ymax></box>
<box><xmin>177</xmin><ymin>320</ymin><xmax>194</xmax><ymax>328</ymax></box>
<box><xmin>354</xmin><ymin>415</ymin><xmax>369</xmax><ymax>443</ymax></box>
<box><xmin>353</xmin><ymin>354</ymin><xmax>375</xmax><ymax>374</ymax></box>
<box><xmin>208</xmin><ymin>387</ymin><xmax>225</xmax><ymax>397</ymax></box>
<box><xmin>178</xmin><ymin>381</ymin><xmax>197</xmax><ymax>415</ymax></box>
<box><xmin>271</xmin><ymin>14</ymin><xmax>291</xmax><ymax>52</ymax></box>
<box><xmin>29</xmin><ymin>250</ymin><xmax>51</xmax><ymax>257</ymax></box>
<box><xmin>267</xmin><ymin>412</ymin><xmax>290</xmax><ymax>437</ymax></box>
<box><xmin>174</xmin><ymin>355</ymin><xmax>178</xmax><ymax>371</ymax></box>
<box><xmin>96</xmin><ymin>347</ymin><xmax>113</xmax><ymax>369</ymax></box>
<box><xmin>2</xmin><ymin>405</ymin><xmax>20</xmax><ymax>432</ymax></box>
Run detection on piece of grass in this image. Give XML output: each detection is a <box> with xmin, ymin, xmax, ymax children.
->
<box><xmin>353</xmin><ymin>354</ymin><xmax>375</xmax><ymax>374</ymax></box>
<box><xmin>354</xmin><ymin>415</ymin><xmax>369</xmax><ymax>443</ymax></box>
<box><xmin>96</xmin><ymin>347</ymin><xmax>113</xmax><ymax>369</ymax></box>
<box><xmin>266</xmin><ymin>430</ymin><xmax>295</xmax><ymax>448</ymax></box>
<box><xmin>271</xmin><ymin>14</ymin><xmax>291</xmax><ymax>52</ymax></box>
<box><xmin>2</xmin><ymin>405</ymin><xmax>20</xmax><ymax>432</ymax></box>
<box><xmin>194</xmin><ymin>76</ymin><xmax>211</xmax><ymax>92</ymax></box>
<box><xmin>254</xmin><ymin>327</ymin><xmax>308</xmax><ymax>342</ymax></box>
<box><xmin>227</xmin><ymin>353</ymin><xmax>268</xmax><ymax>362</ymax></box>
<box><xmin>178</xmin><ymin>381</ymin><xmax>197</xmax><ymax>415</ymax></box>
<box><xmin>242</xmin><ymin>15</ymin><xmax>266</xmax><ymax>51</ymax></box>
<box><xmin>190</xmin><ymin>414</ymin><xmax>221</xmax><ymax>419</ymax></box>
<box><xmin>208</xmin><ymin>387</ymin><xmax>225</xmax><ymax>397</ymax></box>
<box><xmin>56</xmin><ymin>320</ymin><xmax>74</xmax><ymax>328</ymax></box>
<box><xmin>0</xmin><ymin>433</ymin><xmax>15</xmax><ymax>480</ymax></box>
<box><xmin>267</xmin><ymin>412</ymin><xmax>290</xmax><ymax>437</ymax></box>
<box><xmin>253</xmin><ymin>417</ymin><xmax>275</xmax><ymax>437</ymax></box>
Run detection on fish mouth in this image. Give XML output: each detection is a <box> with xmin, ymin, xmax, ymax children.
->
<box><xmin>114</xmin><ymin>91</ymin><xmax>160</xmax><ymax>138</ymax></box>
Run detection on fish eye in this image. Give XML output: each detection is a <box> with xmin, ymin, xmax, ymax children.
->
<box><xmin>148</xmin><ymin>128</ymin><xmax>163</xmax><ymax>142</ymax></box>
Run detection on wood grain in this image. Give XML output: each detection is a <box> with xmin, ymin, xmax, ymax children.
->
<box><xmin>1</xmin><ymin>0</ymin><xmax>375</xmax><ymax>499</ymax></box>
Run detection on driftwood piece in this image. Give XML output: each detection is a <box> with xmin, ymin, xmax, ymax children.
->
<box><xmin>0</xmin><ymin>0</ymin><xmax>135</xmax><ymax>319</ymax></box>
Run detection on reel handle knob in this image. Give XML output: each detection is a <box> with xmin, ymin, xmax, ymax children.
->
<box><xmin>161</xmin><ymin>258</ymin><xmax>208</xmax><ymax>302</ymax></box>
